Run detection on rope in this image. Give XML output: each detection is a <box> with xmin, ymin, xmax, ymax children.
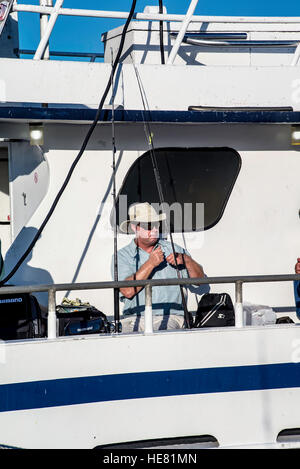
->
<box><xmin>0</xmin><ymin>0</ymin><xmax>137</xmax><ymax>287</ymax></box>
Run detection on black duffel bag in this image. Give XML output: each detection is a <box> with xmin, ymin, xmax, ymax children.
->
<box><xmin>194</xmin><ymin>293</ymin><xmax>235</xmax><ymax>328</ymax></box>
<box><xmin>0</xmin><ymin>292</ymin><xmax>44</xmax><ymax>340</ymax></box>
<box><xmin>56</xmin><ymin>303</ymin><xmax>112</xmax><ymax>336</ymax></box>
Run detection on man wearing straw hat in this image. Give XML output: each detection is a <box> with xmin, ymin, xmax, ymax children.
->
<box><xmin>112</xmin><ymin>202</ymin><xmax>205</xmax><ymax>333</ymax></box>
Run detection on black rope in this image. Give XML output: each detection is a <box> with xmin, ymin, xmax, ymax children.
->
<box><xmin>0</xmin><ymin>0</ymin><xmax>137</xmax><ymax>287</ymax></box>
<box><xmin>158</xmin><ymin>0</ymin><xmax>165</xmax><ymax>64</ymax></box>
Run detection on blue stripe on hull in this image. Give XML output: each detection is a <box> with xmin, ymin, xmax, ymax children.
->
<box><xmin>0</xmin><ymin>362</ymin><xmax>300</xmax><ymax>412</ymax></box>
<box><xmin>1</xmin><ymin>106</ymin><xmax>300</xmax><ymax>123</ymax></box>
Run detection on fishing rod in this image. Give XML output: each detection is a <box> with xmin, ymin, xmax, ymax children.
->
<box><xmin>110</xmin><ymin>48</ymin><xmax>120</xmax><ymax>333</ymax></box>
<box><xmin>0</xmin><ymin>0</ymin><xmax>137</xmax><ymax>287</ymax></box>
<box><xmin>158</xmin><ymin>0</ymin><xmax>165</xmax><ymax>64</ymax></box>
<box><xmin>131</xmin><ymin>62</ymin><xmax>193</xmax><ymax>329</ymax></box>
<box><xmin>164</xmin><ymin>154</ymin><xmax>200</xmax><ymax>310</ymax></box>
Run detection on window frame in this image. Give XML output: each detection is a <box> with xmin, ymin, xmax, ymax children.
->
<box><xmin>116</xmin><ymin>146</ymin><xmax>242</xmax><ymax>233</ymax></box>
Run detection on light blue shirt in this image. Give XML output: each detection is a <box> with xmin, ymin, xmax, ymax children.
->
<box><xmin>111</xmin><ymin>239</ymin><xmax>190</xmax><ymax>316</ymax></box>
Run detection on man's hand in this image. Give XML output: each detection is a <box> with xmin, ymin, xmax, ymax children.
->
<box><xmin>121</xmin><ymin>246</ymin><xmax>164</xmax><ymax>299</ymax></box>
<box><xmin>148</xmin><ymin>246</ymin><xmax>164</xmax><ymax>268</ymax></box>
<box><xmin>167</xmin><ymin>252</ymin><xmax>205</xmax><ymax>279</ymax></box>
<box><xmin>166</xmin><ymin>252</ymin><xmax>185</xmax><ymax>267</ymax></box>
<box><xmin>295</xmin><ymin>258</ymin><xmax>300</xmax><ymax>274</ymax></box>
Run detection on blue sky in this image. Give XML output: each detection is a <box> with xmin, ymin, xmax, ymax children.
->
<box><xmin>17</xmin><ymin>0</ymin><xmax>300</xmax><ymax>60</ymax></box>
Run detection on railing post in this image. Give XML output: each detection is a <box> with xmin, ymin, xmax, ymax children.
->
<box><xmin>39</xmin><ymin>0</ymin><xmax>53</xmax><ymax>60</ymax></box>
<box><xmin>34</xmin><ymin>0</ymin><xmax>64</xmax><ymax>60</ymax></box>
<box><xmin>167</xmin><ymin>0</ymin><xmax>199</xmax><ymax>64</ymax></box>
<box><xmin>292</xmin><ymin>43</ymin><xmax>300</xmax><ymax>66</ymax></box>
<box><xmin>144</xmin><ymin>284</ymin><xmax>153</xmax><ymax>334</ymax></box>
<box><xmin>235</xmin><ymin>281</ymin><xmax>244</xmax><ymax>328</ymax></box>
<box><xmin>47</xmin><ymin>288</ymin><xmax>57</xmax><ymax>338</ymax></box>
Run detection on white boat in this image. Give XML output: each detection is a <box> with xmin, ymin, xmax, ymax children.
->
<box><xmin>0</xmin><ymin>0</ymin><xmax>300</xmax><ymax>449</ymax></box>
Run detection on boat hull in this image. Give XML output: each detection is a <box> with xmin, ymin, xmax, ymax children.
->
<box><xmin>0</xmin><ymin>324</ymin><xmax>300</xmax><ymax>449</ymax></box>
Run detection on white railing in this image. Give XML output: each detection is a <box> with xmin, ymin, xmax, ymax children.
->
<box><xmin>33</xmin><ymin>0</ymin><xmax>63</xmax><ymax>60</ymax></box>
<box><xmin>166</xmin><ymin>0</ymin><xmax>198</xmax><ymax>65</ymax></box>
<box><xmin>39</xmin><ymin>0</ymin><xmax>52</xmax><ymax>60</ymax></box>
<box><xmin>0</xmin><ymin>273</ymin><xmax>299</xmax><ymax>338</ymax></box>
<box><xmin>11</xmin><ymin>2</ymin><xmax>300</xmax><ymax>64</ymax></box>
<box><xmin>12</xmin><ymin>3</ymin><xmax>300</xmax><ymax>23</ymax></box>
<box><xmin>19</xmin><ymin>49</ymin><xmax>104</xmax><ymax>61</ymax></box>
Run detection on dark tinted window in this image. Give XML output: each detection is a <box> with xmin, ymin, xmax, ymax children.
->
<box><xmin>117</xmin><ymin>147</ymin><xmax>241</xmax><ymax>232</ymax></box>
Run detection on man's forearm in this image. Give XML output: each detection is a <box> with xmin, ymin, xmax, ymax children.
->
<box><xmin>184</xmin><ymin>254</ymin><xmax>205</xmax><ymax>279</ymax></box>
<box><xmin>120</xmin><ymin>260</ymin><xmax>154</xmax><ymax>299</ymax></box>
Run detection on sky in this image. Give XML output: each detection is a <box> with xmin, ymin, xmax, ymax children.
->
<box><xmin>16</xmin><ymin>0</ymin><xmax>300</xmax><ymax>61</ymax></box>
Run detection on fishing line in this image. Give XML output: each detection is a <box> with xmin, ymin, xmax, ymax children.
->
<box><xmin>0</xmin><ymin>0</ymin><xmax>137</xmax><ymax>287</ymax></box>
<box><xmin>165</xmin><ymin>154</ymin><xmax>199</xmax><ymax>309</ymax></box>
<box><xmin>110</xmin><ymin>48</ymin><xmax>120</xmax><ymax>332</ymax></box>
<box><xmin>131</xmin><ymin>61</ymin><xmax>192</xmax><ymax>328</ymax></box>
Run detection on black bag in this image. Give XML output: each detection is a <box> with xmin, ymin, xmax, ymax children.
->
<box><xmin>194</xmin><ymin>293</ymin><xmax>235</xmax><ymax>328</ymax></box>
<box><xmin>276</xmin><ymin>316</ymin><xmax>294</xmax><ymax>324</ymax></box>
<box><xmin>0</xmin><ymin>292</ymin><xmax>44</xmax><ymax>340</ymax></box>
<box><xmin>56</xmin><ymin>304</ymin><xmax>112</xmax><ymax>336</ymax></box>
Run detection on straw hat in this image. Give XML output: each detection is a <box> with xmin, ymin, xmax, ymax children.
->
<box><xmin>120</xmin><ymin>202</ymin><xmax>166</xmax><ymax>234</ymax></box>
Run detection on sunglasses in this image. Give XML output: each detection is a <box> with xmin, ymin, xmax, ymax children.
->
<box><xmin>138</xmin><ymin>222</ymin><xmax>160</xmax><ymax>231</ymax></box>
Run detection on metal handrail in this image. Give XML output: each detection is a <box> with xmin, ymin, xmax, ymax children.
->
<box><xmin>182</xmin><ymin>33</ymin><xmax>249</xmax><ymax>40</ymax></box>
<box><xmin>0</xmin><ymin>273</ymin><xmax>299</xmax><ymax>338</ymax></box>
<box><xmin>167</xmin><ymin>0</ymin><xmax>199</xmax><ymax>65</ymax></box>
<box><xmin>12</xmin><ymin>4</ymin><xmax>300</xmax><ymax>23</ymax></box>
<box><xmin>0</xmin><ymin>273</ymin><xmax>299</xmax><ymax>295</ymax></box>
<box><xmin>181</xmin><ymin>37</ymin><xmax>300</xmax><ymax>48</ymax></box>
<box><xmin>19</xmin><ymin>49</ymin><xmax>104</xmax><ymax>61</ymax></box>
<box><xmin>11</xmin><ymin>3</ymin><xmax>300</xmax><ymax>65</ymax></box>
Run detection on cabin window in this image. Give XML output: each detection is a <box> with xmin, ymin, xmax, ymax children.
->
<box><xmin>117</xmin><ymin>147</ymin><xmax>241</xmax><ymax>232</ymax></box>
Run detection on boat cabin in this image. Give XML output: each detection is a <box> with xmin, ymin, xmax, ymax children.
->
<box><xmin>0</xmin><ymin>2</ymin><xmax>300</xmax><ymax>449</ymax></box>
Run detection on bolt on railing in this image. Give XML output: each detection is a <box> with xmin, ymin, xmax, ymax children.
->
<box><xmin>0</xmin><ymin>273</ymin><xmax>299</xmax><ymax>338</ymax></box>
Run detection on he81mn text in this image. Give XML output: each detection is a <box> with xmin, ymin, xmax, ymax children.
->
<box><xmin>146</xmin><ymin>453</ymin><xmax>197</xmax><ymax>464</ymax></box>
